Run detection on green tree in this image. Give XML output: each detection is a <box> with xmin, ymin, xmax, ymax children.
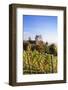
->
<box><xmin>44</xmin><ymin>42</ymin><xmax>49</xmax><ymax>54</ymax></box>
<box><xmin>49</xmin><ymin>44</ymin><xmax>57</xmax><ymax>73</ymax></box>
<box><xmin>49</xmin><ymin>44</ymin><xmax>57</xmax><ymax>56</ymax></box>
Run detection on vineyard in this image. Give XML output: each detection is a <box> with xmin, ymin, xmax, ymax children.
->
<box><xmin>23</xmin><ymin>49</ymin><xmax>57</xmax><ymax>74</ymax></box>
<box><xmin>23</xmin><ymin>35</ymin><xmax>57</xmax><ymax>75</ymax></box>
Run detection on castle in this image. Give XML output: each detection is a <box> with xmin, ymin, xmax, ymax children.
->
<box><xmin>23</xmin><ymin>35</ymin><xmax>43</xmax><ymax>50</ymax></box>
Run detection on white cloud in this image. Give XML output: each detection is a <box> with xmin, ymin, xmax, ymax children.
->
<box><xmin>23</xmin><ymin>31</ymin><xmax>35</xmax><ymax>40</ymax></box>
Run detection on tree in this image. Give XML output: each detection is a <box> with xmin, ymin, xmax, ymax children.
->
<box><xmin>49</xmin><ymin>44</ymin><xmax>57</xmax><ymax>73</ymax></box>
<box><xmin>49</xmin><ymin>44</ymin><xmax>57</xmax><ymax>56</ymax></box>
<box><xmin>36</xmin><ymin>41</ymin><xmax>45</xmax><ymax>53</ymax></box>
<box><xmin>44</xmin><ymin>42</ymin><xmax>49</xmax><ymax>54</ymax></box>
<box><xmin>23</xmin><ymin>41</ymin><xmax>28</xmax><ymax>50</ymax></box>
<box><xmin>27</xmin><ymin>43</ymin><xmax>32</xmax><ymax>51</ymax></box>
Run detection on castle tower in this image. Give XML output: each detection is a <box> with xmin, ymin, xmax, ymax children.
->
<box><xmin>35</xmin><ymin>35</ymin><xmax>42</xmax><ymax>45</ymax></box>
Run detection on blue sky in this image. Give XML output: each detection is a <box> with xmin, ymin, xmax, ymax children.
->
<box><xmin>23</xmin><ymin>15</ymin><xmax>57</xmax><ymax>44</ymax></box>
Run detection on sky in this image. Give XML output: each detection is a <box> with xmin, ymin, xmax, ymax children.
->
<box><xmin>23</xmin><ymin>15</ymin><xmax>57</xmax><ymax>44</ymax></box>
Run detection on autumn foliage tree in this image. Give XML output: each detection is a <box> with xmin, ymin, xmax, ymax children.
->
<box><xmin>36</xmin><ymin>41</ymin><xmax>45</xmax><ymax>53</ymax></box>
